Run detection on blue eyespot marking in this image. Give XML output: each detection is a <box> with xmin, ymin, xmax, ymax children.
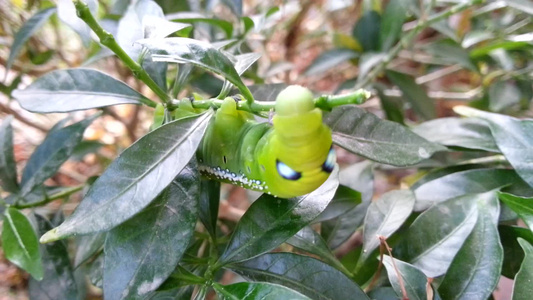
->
<box><xmin>276</xmin><ymin>160</ymin><xmax>301</xmax><ymax>180</ymax></box>
<box><xmin>322</xmin><ymin>147</ymin><xmax>336</xmax><ymax>173</ymax></box>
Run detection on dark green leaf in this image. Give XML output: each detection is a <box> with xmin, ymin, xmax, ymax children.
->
<box><xmin>57</xmin><ymin>0</ymin><xmax>97</xmax><ymax>46</ymax></box>
<box><xmin>213</xmin><ymin>282</ymin><xmax>310</xmax><ymax>300</ymax></box>
<box><xmin>29</xmin><ymin>214</ymin><xmax>80</xmax><ymax>300</ymax></box>
<box><xmin>455</xmin><ymin>106</ymin><xmax>533</xmax><ymax>189</ymax></box>
<box><xmin>0</xmin><ymin>116</ymin><xmax>19</xmax><ymax>193</ymax></box>
<box><xmin>438</xmin><ymin>192</ymin><xmax>502</xmax><ymax>300</ymax></box>
<box><xmin>286</xmin><ymin>226</ymin><xmax>349</xmax><ymax>274</ymax></box>
<box><xmin>13</xmin><ymin>69</ymin><xmax>148</xmax><ymax>113</ymax></box>
<box><xmin>426</xmin><ymin>40</ymin><xmax>478</xmax><ymax>71</ymax></box>
<box><xmin>413</xmin><ymin>169</ymin><xmax>522</xmax><ymax>211</ymax></box>
<box><xmin>361</xmin><ymin>190</ymin><xmax>414</xmax><ymax>263</ymax></box>
<box><xmin>229</xmin><ymin>253</ymin><xmax>369</xmax><ymax>300</ymax></box>
<box><xmin>375</xmin><ymin>85</ymin><xmax>404</xmax><ymax>124</ymax></box>
<box><xmin>6</xmin><ymin>7</ymin><xmax>56</xmax><ymax>72</ymax></box>
<box><xmin>382</xmin><ymin>256</ymin><xmax>427</xmax><ymax>300</ymax></box>
<box><xmin>304</xmin><ymin>49</ymin><xmax>359</xmax><ymax>77</ymax></box>
<box><xmin>104</xmin><ymin>163</ymin><xmax>199</xmax><ymax>299</ymax></box>
<box><xmin>412</xmin><ymin>117</ymin><xmax>499</xmax><ymax>152</ymax></box>
<box><xmin>512</xmin><ymin>238</ymin><xmax>533</xmax><ymax>300</ymax></box>
<box><xmin>2</xmin><ymin>207</ymin><xmax>43</xmax><ymax>280</ymax></box>
<box><xmin>138</xmin><ymin>37</ymin><xmax>254</xmax><ymax>102</ymax></box>
<box><xmin>396</xmin><ymin>192</ymin><xmax>482</xmax><ymax>277</ymax></box>
<box><xmin>325</xmin><ymin>106</ymin><xmax>445</xmax><ymax>166</ymax></box>
<box><xmin>379</xmin><ymin>0</ymin><xmax>407</xmax><ymax>51</ymax></box>
<box><xmin>386</xmin><ymin>70</ymin><xmax>436</xmax><ymax>120</ymax></box>
<box><xmin>499</xmin><ymin>192</ymin><xmax>533</xmax><ymax>229</ymax></box>
<box><xmin>143</xmin><ymin>56</ymin><xmax>168</xmax><ymax>91</ymax></box>
<box><xmin>146</xmin><ymin>286</ymin><xmax>193</xmax><ymax>300</ymax></box>
<box><xmin>499</xmin><ymin>226</ymin><xmax>533</xmax><ymax>279</ymax></box>
<box><xmin>166</xmin><ymin>12</ymin><xmax>233</xmax><ymax>38</ymax></box>
<box><xmin>314</xmin><ymin>185</ymin><xmax>362</xmax><ymax>223</ymax></box>
<box><xmin>352</xmin><ymin>10</ymin><xmax>381</xmax><ymax>52</ymax></box>
<box><xmin>198</xmin><ymin>179</ymin><xmax>220</xmax><ymax>239</ymax></box>
<box><xmin>504</xmin><ymin>0</ymin><xmax>533</xmax><ymax>15</ymax></box>
<box><xmin>218</xmin><ymin>167</ymin><xmax>339</xmax><ymax>264</ymax></box>
<box><xmin>40</xmin><ymin>111</ymin><xmax>213</xmax><ymax>243</ymax></box>
<box><xmin>20</xmin><ymin>116</ymin><xmax>96</xmax><ymax>196</ymax></box>
<box><xmin>489</xmin><ymin>80</ymin><xmax>521</xmax><ymax>112</ymax></box>
<box><xmin>74</xmin><ymin>233</ymin><xmax>105</xmax><ymax>268</ymax></box>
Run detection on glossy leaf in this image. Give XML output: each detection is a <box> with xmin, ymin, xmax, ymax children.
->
<box><xmin>142</xmin><ymin>15</ymin><xmax>190</xmax><ymax>39</ymax></box>
<box><xmin>499</xmin><ymin>192</ymin><xmax>533</xmax><ymax>229</ymax></box>
<box><xmin>455</xmin><ymin>106</ymin><xmax>533</xmax><ymax>189</ymax></box>
<box><xmin>361</xmin><ymin>190</ymin><xmax>415</xmax><ymax>263</ymax></box>
<box><xmin>304</xmin><ymin>49</ymin><xmax>359</xmax><ymax>77</ymax></box>
<box><xmin>29</xmin><ymin>214</ymin><xmax>80</xmax><ymax>299</ymax></box>
<box><xmin>234</xmin><ymin>53</ymin><xmax>262</xmax><ymax>75</ymax></box>
<box><xmin>499</xmin><ymin>226</ymin><xmax>533</xmax><ymax>278</ymax></box>
<box><xmin>6</xmin><ymin>7</ymin><xmax>56</xmax><ymax>72</ymax></box>
<box><xmin>286</xmin><ymin>226</ymin><xmax>348</xmax><ymax>274</ymax></box>
<box><xmin>2</xmin><ymin>208</ymin><xmax>43</xmax><ymax>280</ymax></box>
<box><xmin>57</xmin><ymin>0</ymin><xmax>97</xmax><ymax>46</ymax></box>
<box><xmin>74</xmin><ymin>233</ymin><xmax>106</xmax><ymax>268</ymax></box>
<box><xmin>213</xmin><ymin>282</ymin><xmax>311</xmax><ymax>300</ymax></box>
<box><xmin>0</xmin><ymin>116</ymin><xmax>19</xmax><ymax>193</ymax></box>
<box><xmin>20</xmin><ymin>116</ymin><xmax>96</xmax><ymax>197</ymax></box>
<box><xmin>104</xmin><ymin>163</ymin><xmax>199</xmax><ymax>299</ymax></box>
<box><xmin>166</xmin><ymin>12</ymin><xmax>233</xmax><ymax>38</ymax></box>
<box><xmin>386</xmin><ymin>70</ymin><xmax>436</xmax><ymax>120</ymax></box>
<box><xmin>512</xmin><ymin>238</ymin><xmax>533</xmax><ymax>300</ymax></box>
<box><xmin>438</xmin><ymin>192</ymin><xmax>502</xmax><ymax>300</ymax></box>
<box><xmin>138</xmin><ymin>37</ymin><xmax>254</xmax><ymax>102</ymax></box>
<box><xmin>324</xmin><ymin>106</ymin><xmax>445</xmax><ymax>166</ymax></box>
<box><xmin>412</xmin><ymin>117</ymin><xmax>499</xmax><ymax>152</ymax></box>
<box><xmin>379</xmin><ymin>0</ymin><xmax>407</xmax><ymax>51</ymax></box>
<box><xmin>198</xmin><ymin>179</ymin><xmax>220</xmax><ymax>239</ymax></box>
<box><xmin>229</xmin><ymin>253</ymin><xmax>370</xmax><ymax>300</ymax></box>
<box><xmin>352</xmin><ymin>10</ymin><xmax>381</xmax><ymax>51</ymax></box>
<box><xmin>13</xmin><ymin>69</ymin><xmax>148</xmax><ymax>113</ymax></box>
<box><xmin>314</xmin><ymin>185</ymin><xmax>362</xmax><ymax>223</ymax></box>
<box><xmin>396</xmin><ymin>193</ymin><xmax>481</xmax><ymax>277</ymax></box>
<box><xmin>218</xmin><ymin>167</ymin><xmax>339</xmax><ymax>264</ymax></box>
<box><xmin>413</xmin><ymin>168</ymin><xmax>523</xmax><ymax>211</ymax></box>
<box><xmin>382</xmin><ymin>256</ymin><xmax>427</xmax><ymax>300</ymax></box>
<box><xmin>40</xmin><ymin>111</ymin><xmax>213</xmax><ymax>243</ymax></box>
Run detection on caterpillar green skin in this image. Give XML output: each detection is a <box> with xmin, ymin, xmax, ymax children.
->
<box><xmin>195</xmin><ymin>85</ymin><xmax>335</xmax><ymax>198</ymax></box>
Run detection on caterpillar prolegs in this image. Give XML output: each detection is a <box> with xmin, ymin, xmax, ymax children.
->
<box><xmin>180</xmin><ymin>85</ymin><xmax>335</xmax><ymax>198</ymax></box>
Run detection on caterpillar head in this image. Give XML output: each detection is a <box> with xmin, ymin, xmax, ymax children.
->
<box><xmin>257</xmin><ymin>85</ymin><xmax>335</xmax><ymax>198</ymax></box>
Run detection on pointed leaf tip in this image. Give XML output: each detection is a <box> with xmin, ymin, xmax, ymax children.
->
<box><xmin>39</xmin><ymin>228</ymin><xmax>60</xmax><ymax>244</ymax></box>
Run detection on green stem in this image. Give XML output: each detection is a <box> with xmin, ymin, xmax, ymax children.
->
<box><xmin>13</xmin><ymin>185</ymin><xmax>84</xmax><ymax>209</ymax></box>
<box><xmin>73</xmin><ymin>0</ymin><xmax>168</xmax><ymax>105</ymax></box>
<box><xmin>355</xmin><ymin>0</ymin><xmax>485</xmax><ymax>89</ymax></box>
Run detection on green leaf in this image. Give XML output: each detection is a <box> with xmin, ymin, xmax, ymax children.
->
<box><xmin>229</xmin><ymin>253</ymin><xmax>370</xmax><ymax>300</ymax></box>
<box><xmin>13</xmin><ymin>69</ymin><xmax>149</xmax><ymax>113</ymax></box>
<box><xmin>104</xmin><ymin>163</ymin><xmax>199</xmax><ymax>299</ymax></box>
<box><xmin>499</xmin><ymin>226</ymin><xmax>533</xmax><ymax>279</ymax></box>
<box><xmin>142</xmin><ymin>15</ymin><xmax>190</xmax><ymax>39</ymax></box>
<box><xmin>324</xmin><ymin>106</ymin><xmax>445</xmax><ymax>166</ymax></box>
<box><xmin>57</xmin><ymin>0</ymin><xmax>97</xmax><ymax>46</ymax></box>
<box><xmin>360</xmin><ymin>190</ymin><xmax>414</xmax><ymax>263</ymax></box>
<box><xmin>352</xmin><ymin>10</ymin><xmax>381</xmax><ymax>52</ymax></box>
<box><xmin>286</xmin><ymin>226</ymin><xmax>349</xmax><ymax>274</ymax></box>
<box><xmin>425</xmin><ymin>40</ymin><xmax>478</xmax><ymax>71</ymax></box>
<box><xmin>386</xmin><ymin>70</ymin><xmax>436</xmax><ymax>120</ymax></box>
<box><xmin>218</xmin><ymin>167</ymin><xmax>339</xmax><ymax>264</ymax></box>
<box><xmin>213</xmin><ymin>282</ymin><xmax>311</xmax><ymax>300</ymax></box>
<box><xmin>234</xmin><ymin>53</ymin><xmax>262</xmax><ymax>75</ymax></box>
<box><xmin>0</xmin><ymin>116</ymin><xmax>19</xmax><ymax>193</ymax></box>
<box><xmin>304</xmin><ymin>49</ymin><xmax>359</xmax><ymax>77</ymax></box>
<box><xmin>166</xmin><ymin>12</ymin><xmax>234</xmax><ymax>38</ymax></box>
<box><xmin>2</xmin><ymin>207</ymin><xmax>43</xmax><ymax>280</ymax></box>
<box><xmin>40</xmin><ymin>111</ymin><xmax>213</xmax><ymax>243</ymax></box>
<box><xmin>412</xmin><ymin>117</ymin><xmax>499</xmax><ymax>152</ymax></box>
<box><xmin>499</xmin><ymin>192</ymin><xmax>533</xmax><ymax>229</ymax></box>
<box><xmin>314</xmin><ymin>185</ymin><xmax>362</xmax><ymax>223</ymax></box>
<box><xmin>6</xmin><ymin>7</ymin><xmax>56</xmax><ymax>72</ymax></box>
<box><xmin>198</xmin><ymin>179</ymin><xmax>220</xmax><ymax>239</ymax></box>
<box><xmin>375</xmin><ymin>84</ymin><xmax>404</xmax><ymax>124</ymax></box>
<box><xmin>504</xmin><ymin>0</ymin><xmax>533</xmax><ymax>15</ymax></box>
<box><xmin>413</xmin><ymin>168</ymin><xmax>523</xmax><ymax>211</ymax></box>
<box><xmin>74</xmin><ymin>233</ymin><xmax>105</xmax><ymax>268</ymax></box>
<box><xmin>20</xmin><ymin>116</ymin><xmax>96</xmax><ymax>196</ymax></box>
<box><xmin>379</xmin><ymin>0</ymin><xmax>407</xmax><ymax>51</ymax></box>
<box><xmin>489</xmin><ymin>80</ymin><xmax>521</xmax><ymax>112</ymax></box>
<box><xmin>455</xmin><ymin>106</ymin><xmax>533</xmax><ymax>189</ymax></box>
<box><xmin>396</xmin><ymin>192</ymin><xmax>482</xmax><ymax>277</ymax></box>
<box><xmin>28</xmin><ymin>214</ymin><xmax>80</xmax><ymax>299</ymax></box>
<box><xmin>138</xmin><ymin>37</ymin><xmax>254</xmax><ymax>102</ymax></box>
<box><xmin>382</xmin><ymin>256</ymin><xmax>427</xmax><ymax>300</ymax></box>
<box><xmin>512</xmin><ymin>238</ymin><xmax>533</xmax><ymax>300</ymax></box>
<box><xmin>438</xmin><ymin>192</ymin><xmax>502</xmax><ymax>300</ymax></box>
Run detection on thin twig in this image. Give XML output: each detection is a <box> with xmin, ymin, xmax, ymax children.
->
<box><xmin>0</xmin><ymin>102</ymin><xmax>48</xmax><ymax>132</ymax></box>
<box><xmin>380</xmin><ymin>236</ymin><xmax>409</xmax><ymax>300</ymax></box>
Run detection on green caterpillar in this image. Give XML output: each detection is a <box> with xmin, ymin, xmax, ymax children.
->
<box><xmin>174</xmin><ymin>85</ymin><xmax>335</xmax><ymax>198</ymax></box>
